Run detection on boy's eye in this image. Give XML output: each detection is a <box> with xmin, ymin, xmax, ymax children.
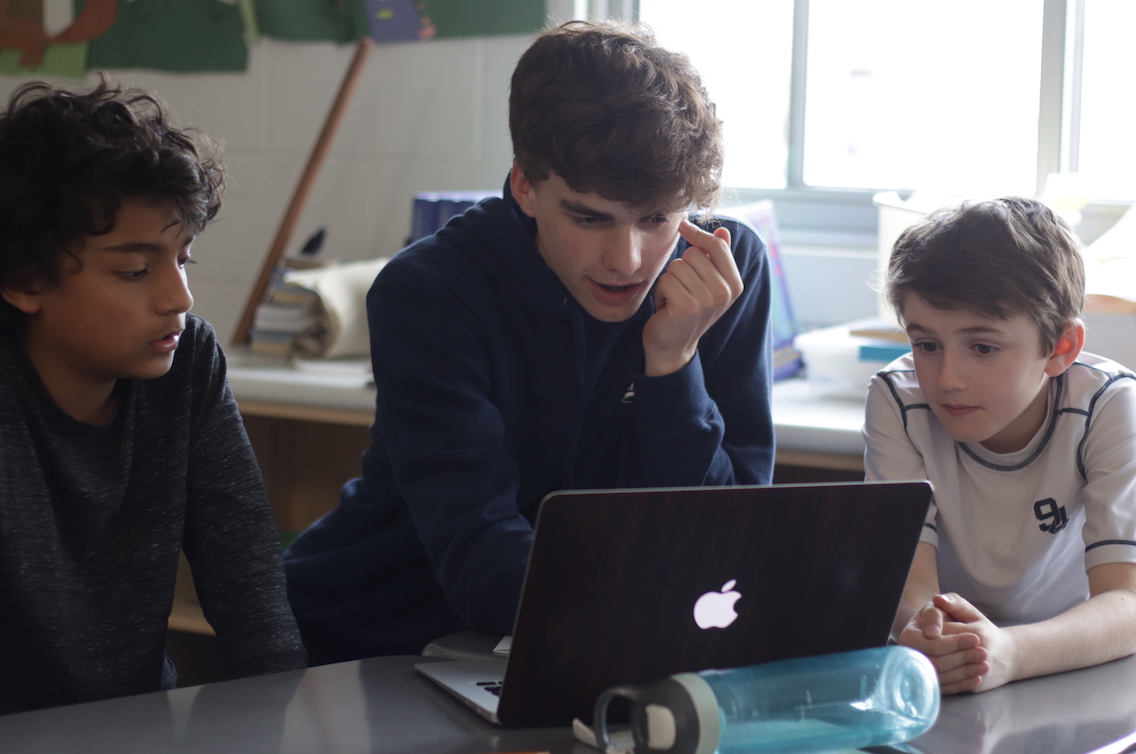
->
<box><xmin>179</xmin><ymin>257</ymin><xmax>196</xmax><ymax>269</ymax></box>
<box><xmin>914</xmin><ymin>342</ymin><xmax>938</xmax><ymax>354</ymax></box>
<box><xmin>974</xmin><ymin>343</ymin><xmax>997</xmax><ymax>355</ymax></box>
<box><xmin>573</xmin><ymin>215</ymin><xmax>602</xmax><ymax>226</ymax></box>
<box><xmin>644</xmin><ymin>213</ymin><xmax>669</xmax><ymax>225</ymax></box>
<box><xmin>120</xmin><ymin>269</ymin><xmax>147</xmax><ymax>281</ymax></box>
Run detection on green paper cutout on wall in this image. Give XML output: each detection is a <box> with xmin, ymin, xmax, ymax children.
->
<box><xmin>0</xmin><ymin>41</ymin><xmax>86</xmax><ymax>77</ymax></box>
<box><xmin>0</xmin><ymin>0</ymin><xmax>114</xmax><ymax>70</ymax></box>
<box><xmin>237</xmin><ymin>0</ymin><xmax>258</xmax><ymax>44</ymax></box>
<box><xmin>257</xmin><ymin>0</ymin><xmax>370</xmax><ymax>43</ymax></box>
<box><xmin>81</xmin><ymin>0</ymin><xmax>247</xmax><ymax>72</ymax></box>
<box><xmin>260</xmin><ymin>0</ymin><xmax>544</xmax><ymax>44</ymax></box>
<box><xmin>420</xmin><ymin>0</ymin><xmax>544</xmax><ymax>39</ymax></box>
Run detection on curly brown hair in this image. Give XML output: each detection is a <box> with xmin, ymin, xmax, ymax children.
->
<box><xmin>886</xmin><ymin>197</ymin><xmax>1085</xmax><ymax>352</ymax></box>
<box><xmin>509</xmin><ymin>20</ymin><xmax>723</xmax><ymax>214</ymax></box>
<box><xmin>0</xmin><ymin>75</ymin><xmax>224</xmax><ymax>329</ymax></box>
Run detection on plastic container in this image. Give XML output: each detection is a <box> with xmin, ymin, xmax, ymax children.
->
<box><xmin>793</xmin><ymin>319</ymin><xmax>910</xmax><ymax>400</ymax></box>
<box><xmin>874</xmin><ymin>191</ymin><xmax>933</xmax><ymax>324</ymax></box>
<box><xmin>593</xmin><ymin>646</ymin><xmax>939</xmax><ymax>754</ymax></box>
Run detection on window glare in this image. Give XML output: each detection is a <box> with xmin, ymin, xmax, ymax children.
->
<box><xmin>638</xmin><ymin>0</ymin><xmax>794</xmax><ymax>189</ymax></box>
<box><xmin>640</xmin><ymin>1</ymin><xmax>1132</xmax><ymax>203</ymax></box>
<box><xmin>1079</xmin><ymin>0</ymin><xmax>1136</xmax><ymax>200</ymax></box>
<box><xmin>805</xmin><ymin>0</ymin><xmax>1043</xmax><ymax>195</ymax></box>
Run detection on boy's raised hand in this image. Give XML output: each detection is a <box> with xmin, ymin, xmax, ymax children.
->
<box><xmin>642</xmin><ymin>219</ymin><xmax>744</xmax><ymax>377</ymax></box>
<box><xmin>900</xmin><ymin>594</ymin><xmax>989</xmax><ymax>695</ymax></box>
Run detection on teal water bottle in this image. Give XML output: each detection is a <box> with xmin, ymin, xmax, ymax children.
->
<box><xmin>594</xmin><ymin>646</ymin><xmax>939</xmax><ymax>754</ymax></box>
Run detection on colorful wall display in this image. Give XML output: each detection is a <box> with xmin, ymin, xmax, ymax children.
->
<box><xmin>0</xmin><ymin>0</ymin><xmax>545</xmax><ymax>75</ymax></box>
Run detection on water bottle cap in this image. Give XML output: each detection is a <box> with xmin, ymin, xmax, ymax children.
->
<box><xmin>669</xmin><ymin>673</ymin><xmax>720</xmax><ymax>754</ymax></box>
<box><xmin>643</xmin><ymin>704</ymin><xmax>677</xmax><ymax>749</ymax></box>
<box><xmin>595</xmin><ymin>675</ymin><xmax>720</xmax><ymax>754</ymax></box>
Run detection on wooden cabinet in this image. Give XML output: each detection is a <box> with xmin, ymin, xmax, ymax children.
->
<box><xmin>242</xmin><ymin>412</ymin><xmax>373</xmax><ymax>540</ymax></box>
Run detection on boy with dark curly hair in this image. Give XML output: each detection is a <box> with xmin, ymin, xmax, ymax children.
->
<box><xmin>285</xmin><ymin>20</ymin><xmax>776</xmax><ymax>662</ymax></box>
<box><xmin>0</xmin><ymin>78</ymin><xmax>306</xmax><ymax>715</ymax></box>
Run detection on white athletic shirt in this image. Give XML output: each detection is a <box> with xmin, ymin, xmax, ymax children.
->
<box><xmin>863</xmin><ymin>352</ymin><xmax>1136</xmax><ymax>625</ymax></box>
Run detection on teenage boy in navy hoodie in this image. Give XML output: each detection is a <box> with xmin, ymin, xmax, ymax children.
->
<box><xmin>285</xmin><ymin>20</ymin><xmax>777</xmax><ymax>662</ymax></box>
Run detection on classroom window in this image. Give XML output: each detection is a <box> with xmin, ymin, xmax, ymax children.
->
<box><xmin>802</xmin><ymin>0</ymin><xmax>1042</xmax><ymax>195</ymax></box>
<box><xmin>634</xmin><ymin>0</ymin><xmax>794</xmax><ymax>190</ymax></box>
<box><xmin>636</xmin><ymin>0</ymin><xmax>1134</xmax><ymax>205</ymax></box>
<box><xmin>1075</xmin><ymin>0</ymin><xmax>1136</xmax><ymax>200</ymax></box>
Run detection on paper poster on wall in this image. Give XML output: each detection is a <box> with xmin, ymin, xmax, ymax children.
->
<box><xmin>82</xmin><ymin>0</ymin><xmax>248</xmax><ymax>72</ymax></box>
<box><xmin>364</xmin><ymin>0</ymin><xmax>428</xmax><ymax>43</ymax></box>
<box><xmin>262</xmin><ymin>0</ymin><xmax>544</xmax><ymax>44</ymax></box>
<box><xmin>0</xmin><ymin>0</ymin><xmax>115</xmax><ymax>74</ymax></box>
<box><xmin>0</xmin><ymin>41</ymin><xmax>85</xmax><ymax>76</ymax></box>
<box><xmin>0</xmin><ymin>0</ymin><xmax>546</xmax><ymax>75</ymax></box>
<box><xmin>256</xmin><ymin>0</ymin><xmax>370</xmax><ymax>43</ymax></box>
<box><xmin>0</xmin><ymin>0</ymin><xmax>249</xmax><ymax>74</ymax></box>
<box><xmin>417</xmin><ymin>0</ymin><xmax>544</xmax><ymax>39</ymax></box>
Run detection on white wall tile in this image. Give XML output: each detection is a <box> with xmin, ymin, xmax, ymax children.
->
<box><xmin>481</xmin><ymin>36</ymin><xmax>530</xmax><ymax>164</ymax></box>
<box><xmin>122</xmin><ymin>63</ymin><xmax>269</xmax><ymax>151</ymax></box>
<box><xmin>190</xmin><ymin>282</ymin><xmax>256</xmax><ymax>347</ymax></box>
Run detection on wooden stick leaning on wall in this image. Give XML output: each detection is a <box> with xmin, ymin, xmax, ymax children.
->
<box><xmin>231</xmin><ymin>37</ymin><xmax>375</xmax><ymax>347</ymax></box>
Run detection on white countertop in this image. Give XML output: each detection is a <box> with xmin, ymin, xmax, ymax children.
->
<box><xmin>769</xmin><ymin>377</ymin><xmax>866</xmax><ymax>457</ymax></box>
<box><xmin>226</xmin><ymin>354</ymin><xmax>866</xmax><ymax>459</ymax></box>
<box><xmin>227</xmin><ymin>354</ymin><xmax>376</xmax><ymax>414</ymax></box>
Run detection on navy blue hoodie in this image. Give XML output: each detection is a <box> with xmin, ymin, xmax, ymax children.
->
<box><xmin>284</xmin><ymin>181</ymin><xmax>775</xmax><ymax>661</ymax></box>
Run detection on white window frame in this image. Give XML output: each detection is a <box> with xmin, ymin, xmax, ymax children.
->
<box><xmin>547</xmin><ymin>0</ymin><xmax>1128</xmax><ymax>244</ymax></box>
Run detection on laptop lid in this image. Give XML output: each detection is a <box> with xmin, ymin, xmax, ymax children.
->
<box><xmin>494</xmin><ymin>480</ymin><xmax>932</xmax><ymax>727</ymax></box>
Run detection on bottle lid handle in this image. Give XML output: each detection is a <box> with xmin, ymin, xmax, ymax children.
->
<box><xmin>593</xmin><ymin>685</ymin><xmax>643</xmax><ymax>752</ymax></box>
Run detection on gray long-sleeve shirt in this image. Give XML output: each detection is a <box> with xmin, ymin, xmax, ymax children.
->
<box><xmin>0</xmin><ymin>314</ymin><xmax>306</xmax><ymax>715</ymax></box>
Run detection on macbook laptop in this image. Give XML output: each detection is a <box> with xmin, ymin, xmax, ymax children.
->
<box><xmin>416</xmin><ymin>480</ymin><xmax>933</xmax><ymax>728</ymax></box>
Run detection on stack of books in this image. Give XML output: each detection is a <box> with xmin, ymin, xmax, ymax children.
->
<box><xmin>249</xmin><ymin>263</ymin><xmax>324</xmax><ymax>357</ymax></box>
<box><xmin>248</xmin><ymin>229</ymin><xmax>329</xmax><ymax>357</ymax></box>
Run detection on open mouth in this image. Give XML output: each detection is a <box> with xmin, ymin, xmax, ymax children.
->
<box><xmin>590</xmin><ymin>280</ymin><xmax>642</xmax><ymax>305</ymax></box>
<box><xmin>149</xmin><ymin>331</ymin><xmax>183</xmax><ymax>351</ymax></box>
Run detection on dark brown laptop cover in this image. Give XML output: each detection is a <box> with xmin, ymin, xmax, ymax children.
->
<box><xmin>496</xmin><ymin>481</ymin><xmax>933</xmax><ymax>727</ymax></box>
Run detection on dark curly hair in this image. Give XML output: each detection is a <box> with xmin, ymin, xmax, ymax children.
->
<box><xmin>509</xmin><ymin>20</ymin><xmax>723</xmax><ymax>215</ymax></box>
<box><xmin>0</xmin><ymin>76</ymin><xmax>224</xmax><ymax>329</ymax></box>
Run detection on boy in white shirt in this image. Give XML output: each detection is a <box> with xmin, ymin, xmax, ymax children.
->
<box><xmin>864</xmin><ymin>197</ymin><xmax>1136</xmax><ymax>694</ymax></box>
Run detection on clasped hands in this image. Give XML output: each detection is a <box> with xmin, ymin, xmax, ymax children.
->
<box><xmin>901</xmin><ymin>592</ymin><xmax>1017</xmax><ymax>694</ymax></box>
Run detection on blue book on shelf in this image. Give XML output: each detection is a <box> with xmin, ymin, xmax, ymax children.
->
<box><xmin>408</xmin><ymin>190</ymin><xmax>499</xmax><ymax>245</ymax></box>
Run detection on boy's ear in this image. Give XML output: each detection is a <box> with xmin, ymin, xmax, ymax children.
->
<box><xmin>509</xmin><ymin>159</ymin><xmax>538</xmax><ymax>219</ymax></box>
<box><xmin>0</xmin><ymin>282</ymin><xmax>43</xmax><ymax>315</ymax></box>
<box><xmin>1045</xmin><ymin>321</ymin><xmax>1085</xmax><ymax>377</ymax></box>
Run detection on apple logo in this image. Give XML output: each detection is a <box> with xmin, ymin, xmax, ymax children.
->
<box><xmin>693</xmin><ymin>579</ymin><xmax>741</xmax><ymax>629</ymax></box>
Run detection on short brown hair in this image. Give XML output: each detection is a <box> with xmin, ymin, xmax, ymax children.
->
<box><xmin>886</xmin><ymin>197</ymin><xmax>1085</xmax><ymax>351</ymax></box>
<box><xmin>509</xmin><ymin>20</ymin><xmax>723</xmax><ymax>214</ymax></box>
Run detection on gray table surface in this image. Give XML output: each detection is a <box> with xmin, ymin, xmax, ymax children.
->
<box><xmin>2</xmin><ymin>649</ymin><xmax>1135</xmax><ymax>753</ymax></box>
